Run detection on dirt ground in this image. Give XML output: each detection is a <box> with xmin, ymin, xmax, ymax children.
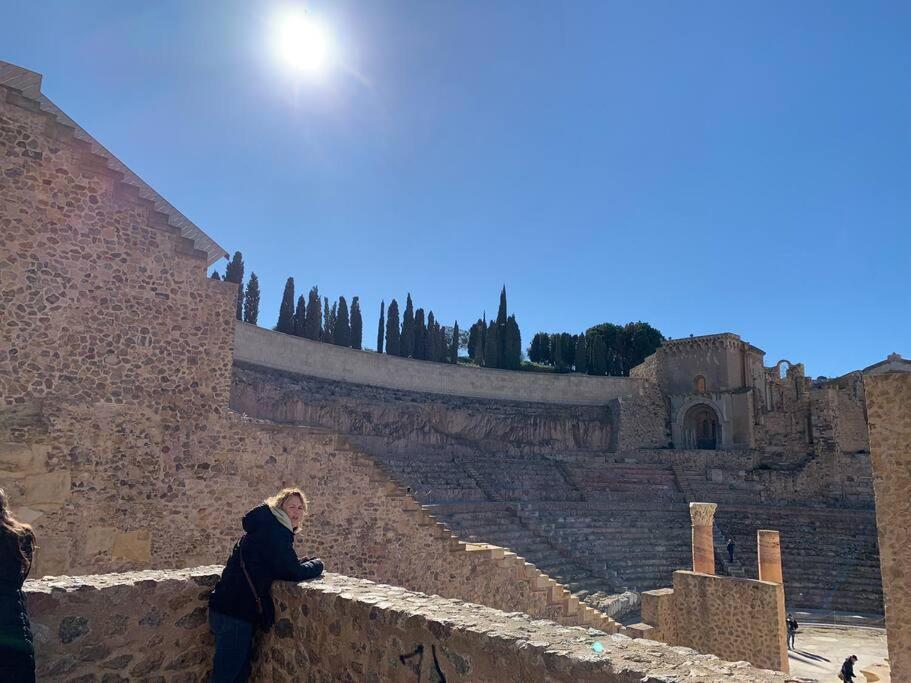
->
<box><xmin>788</xmin><ymin>624</ymin><xmax>889</xmax><ymax>682</ymax></box>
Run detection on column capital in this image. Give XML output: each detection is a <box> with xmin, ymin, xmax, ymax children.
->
<box><xmin>689</xmin><ymin>502</ymin><xmax>717</xmax><ymax>527</ymax></box>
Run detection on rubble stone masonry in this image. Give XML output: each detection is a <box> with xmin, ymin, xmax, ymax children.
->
<box><xmin>25</xmin><ymin>568</ymin><xmax>800</xmax><ymax>682</ymax></box>
<box><xmin>864</xmin><ymin>363</ymin><xmax>911</xmax><ymax>681</ymax></box>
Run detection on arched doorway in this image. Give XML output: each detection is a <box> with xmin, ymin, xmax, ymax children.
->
<box><xmin>684</xmin><ymin>403</ymin><xmax>720</xmax><ymax>450</ymax></box>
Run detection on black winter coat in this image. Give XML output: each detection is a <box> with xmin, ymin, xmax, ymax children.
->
<box><xmin>0</xmin><ymin>531</ymin><xmax>35</xmax><ymax>683</ymax></box>
<box><xmin>209</xmin><ymin>505</ymin><xmax>324</xmax><ymax>629</ymax></box>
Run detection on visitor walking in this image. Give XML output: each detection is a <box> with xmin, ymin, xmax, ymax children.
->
<box><xmin>0</xmin><ymin>487</ymin><xmax>37</xmax><ymax>683</ymax></box>
<box><xmin>726</xmin><ymin>537</ymin><xmax>736</xmax><ymax>563</ymax></box>
<box><xmin>786</xmin><ymin>612</ymin><xmax>798</xmax><ymax>650</ymax></box>
<box><xmin>839</xmin><ymin>654</ymin><xmax>858</xmax><ymax>681</ymax></box>
<box><xmin>208</xmin><ymin>487</ymin><xmax>325</xmax><ymax>682</ymax></box>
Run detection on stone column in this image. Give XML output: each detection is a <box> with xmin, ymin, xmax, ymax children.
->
<box><xmin>689</xmin><ymin>502</ymin><xmax>717</xmax><ymax>575</ymax></box>
<box><xmin>757</xmin><ymin>530</ymin><xmax>783</xmax><ymax>583</ymax></box>
<box><xmin>864</xmin><ymin>354</ymin><xmax>911</xmax><ymax>682</ymax></box>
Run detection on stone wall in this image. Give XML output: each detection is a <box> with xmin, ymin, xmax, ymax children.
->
<box><xmin>232</xmin><ymin>360</ymin><xmax>670</xmax><ymax>453</ymax></box>
<box><xmin>7</xmin><ymin>401</ymin><xmax>617</xmax><ymax>627</ymax></box>
<box><xmin>635</xmin><ymin>570</ymin><xmax>788</xmax><ymax>673</ymax></box>
<box><xmin>0</xmin><ymin>88</ymin><xmax>236</xmax><ymax>412</ymax></box>
<box><xmin>25</xmin><ymin>568</ymin><xmax>798</xmax><ymax>682</ymax></box>
<box><xmin>232</xmin><ymin>363</ymin><xmax>616</xmax><ymax>453</ymax></box>
<box><xmin>234</xmin><ymin>322</ymin><xmax>649</xmax><ymax>406</ymax></box>
<box><xmin>864</xmin><ymin>362</ymin><xmax>911</xmax><ymax>682</ymax></box>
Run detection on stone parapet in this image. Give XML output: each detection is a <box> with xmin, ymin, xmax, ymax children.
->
<box><xmin>24</xmin><ymin>568</ymin><xmax>801</xmax><ymax>682</ymax></box>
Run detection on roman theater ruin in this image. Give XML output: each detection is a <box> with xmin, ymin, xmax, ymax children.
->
<box><xmin>1</xmin><ymin>60</ymin><xmax>907</xmax><ymax>681</ymax></box>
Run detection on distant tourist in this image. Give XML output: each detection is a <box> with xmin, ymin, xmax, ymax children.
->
<box><xmin>208</xmin><ymin>488</ymin><xmax>325</xmax><ymax>682</ymax></box>
<box><xmin>839</xmin><ymin>654</ymin><xmax>858</xmax><ymax>681</ymax></box>
<box><xmin>786</xmin><ymin>612</ymin><xmax>798</xmax><ymax>650</ymax></box>
<box><xmin>0</xmin><ymin>487</ymin><xmax>37</xmax><ymax>683</ymax></box>
<box><xmin>726</xmin><ymin>537</ymin><xmax>736</xmax><ymax>563</ymax></box>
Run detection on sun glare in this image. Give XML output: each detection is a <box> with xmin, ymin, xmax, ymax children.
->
<box><xmin>274</xmin><ymin>10</ymin><xmax>332</xmax><ymax>76</ymax></box>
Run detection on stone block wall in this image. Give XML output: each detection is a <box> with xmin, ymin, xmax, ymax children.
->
<box><xmin>864</xmin><ymin>366</ymin><xmax>911</xmax><ymax>681</ymax></box>
<box><xmin>0</xmin><ymin>87</ymin><xmax>236</xmax><ymax>412</ymax></box>
<box><xmin>24</xmin><ymin>568</ymin><xmax>796</xmax><ymax>683</ymax></box>
<box><xmin>636</xmin><ymin>571</ymin><xmax>788</xmax><ymax>673</ymax></box>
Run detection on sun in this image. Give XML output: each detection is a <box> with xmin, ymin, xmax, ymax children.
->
<box><xmin>273</xmin><ymin>10</ymin><xmax>332</xmax><ymax>76</ymax></box>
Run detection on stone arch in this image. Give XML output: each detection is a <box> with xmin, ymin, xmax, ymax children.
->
<box><xmin>676</xmin><ymin>399</ymin><xmax>724</xmax><ymax>450</ymax></box>
<box><xmin>774</xmin><ymin>359</ymin><xmax>795</xmax><ymax>380</ymax></box>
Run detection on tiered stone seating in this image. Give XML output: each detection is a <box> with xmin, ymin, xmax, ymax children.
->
<box><xmin>365</xmin><ymin>446</ymin><xmax>884</xmax><ymax>616</ymax></box>
<box><xmin>520</xmin><ymin>502</ymin><xmax>692</xmax><ymax>591</ymax></box>
<box><xmin>715</xmin><ymin>506</ymin><xmax>883</xmax><ymax>613</ymax></box>
<box><xmin>559</xmin><ymin>456</ymin><xmax>684</xmax><ymax>502</ymax></box>
<box><xmin>369</xmin><ymin>452</ymin><xmax>488</xmax><ymax>503</ymax></box>
<box><xmin>460</xmin><ymin>455</ymin><xmax>584</xmax><ymax>501</ymax></box>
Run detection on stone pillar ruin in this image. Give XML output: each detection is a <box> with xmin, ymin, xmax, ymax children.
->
<box><xmin>863</xmin><ymin>354</ymin><xmax>911</xmax><ymax>682</ymax></box>
<box><xmin>757</xmin><ymin>530</ymin><xmax>783</xmax><ymax>584</ymax></box>
<box><xmin>689</xmin><ymin>502</ymin><xmax>717</xmax><ymax>575</ymax></box>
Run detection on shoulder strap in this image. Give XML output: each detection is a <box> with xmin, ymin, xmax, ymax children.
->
<box><xmin>238</xmin><ymin>535</ymin><xmax>264</xmax><ymax>616</ymax></box>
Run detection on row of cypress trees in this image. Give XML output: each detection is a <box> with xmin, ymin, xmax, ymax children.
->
<box><xmin>376</xmin><ymin>294</ymin><xmax>459</xmax><ymax>364</ymax></box>
<box><xmin>211</xmin><ymin>251</ymin><xmax>260</xmax><ymax>325</ymax></box>
<box><xmin>465</xmin><ymin>287</ymin><xmax>522</xmax><ymax>370</ymax></box>
<box><xmin>274</xmin><ymin>277</ymin><xmax>364</xmax><ymax>349</ymax></box>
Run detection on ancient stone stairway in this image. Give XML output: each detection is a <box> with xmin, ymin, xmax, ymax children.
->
<box><xmin>349</xmin><ymin>451</ymin><xmax>622</xmax><ymax>633</ymax></box>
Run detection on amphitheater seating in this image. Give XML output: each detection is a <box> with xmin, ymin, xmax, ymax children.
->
<box><xmin>714</xmin><ymin>506</ymin><xmax>883</xmax><ymax>613</ymax></box>
<box><xmin>365</xmin><ymin>447</ymin><xmax>883</xmax><ymax>615</ymax></box>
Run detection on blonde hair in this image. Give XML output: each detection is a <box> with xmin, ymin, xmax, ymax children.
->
<box><xmin>265</xmin><ymin>487</ymin><xmax>309</xmax><ymax>515</ymax></box>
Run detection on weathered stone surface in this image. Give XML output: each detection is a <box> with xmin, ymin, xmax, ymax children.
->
<box><xmin>25</xmin><ymin>569</ymin><xmax>805</xmax><ymax>682</ymax></box>
<box><xmin>639</xmin><ymin>570</ymin><xmax>788</xmax><ymax>673</ymax></box>
<box><xmin>111</xmin><ymin>529</ymin><xmax>152</xmax><ymax>563</ymax></box>
<box><xmin>864</xmin><ymin>361</ymin><xmax>911</xmax><ymax>682</ymax></box>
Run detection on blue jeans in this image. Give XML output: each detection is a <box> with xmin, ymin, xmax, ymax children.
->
<box><xmin>209</xmin><ymin>609</ymin><xmax>254</xmax><ymax>683</ymax></box>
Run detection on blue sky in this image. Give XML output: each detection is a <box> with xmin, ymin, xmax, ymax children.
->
<box><xmin>3</xmin><ymin>1</ymin><xmax>908</xmax><ymax>376</ymax></box>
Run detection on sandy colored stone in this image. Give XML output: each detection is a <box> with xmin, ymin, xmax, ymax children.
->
<box><xmin>83</xmin><ymin>526</ymin><xmax>117</xmax><ymax>557</ymax></box>
<box><xmin>864</xmin><ymin>364</ymin><xmax>911</xmax><ymax>683</ymax></box>
<box><xmin>111</xmin><ymin>529</ymin><xmax>152</xmax><ymax>563</ymax></box>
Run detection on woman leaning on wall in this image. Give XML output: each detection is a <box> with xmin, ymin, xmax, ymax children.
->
<box><xmin>208</xmin><ymin>487</ymin><xmax>325</xmax><ymax>682</ymax></box>
<box><xmin>0</xmin><ymin>487</ymin><xmax>37</xmax><ymax>683</ymax></box>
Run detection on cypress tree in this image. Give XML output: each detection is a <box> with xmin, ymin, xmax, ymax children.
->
<box><xmin>589</xmin><ymin>334</ymin><xmax>608</xmax><ymax>375</ymax></box>
<box><xmin>574</xmin><ymin>334</ymin><xmax>588</xmax><ymax>373</ymax></box>
<box><xmin>413</xmin><ymin>308</ymin><xmax>426</xmax><ymax>360</ymax></box>
<box><xmin>350</xmin><ymin>296</ymin><xmax>363</xmax><ymax>350</ymax></box>
<box><xmin>401</xmin><ymin>294</ymin><xmax>415</xmax><ymax>358</ymax></box>
<box><xmin>243</xmin><ymin>272</ymin><xmax>260</xmax><ymax>325</ymax></box>
<box><xmin>386</xmin><ymin>299</ymin><xmax>401</xmax><ymax>356</ymax></box>
<box><xmin>224</xmin><ymin>251</ymin><xmax>245</xmax><ymax>321</ymax></box>
<box><xmin>335</xmin><ymin>297</ymin><xmax>351</xmax><ymax>347</ymax></box>
<box><xmin>321</xmin><ymin>297</ymin><xmax>333</xmax><ymax>343</ymax></box>
<box><xmin>552</xmin><ymin>333</ymin><xmax>566</xmax><ymax>371</ymax></box>
<box><xmin>541</xmin><ymin>332</ymin><xmax>552</xmax><ymax>365</ymax></box>
<box><xmin>496</xmin><ymin>285</ymin><xmax>508</xmax><ymax>326</ymax></box>
<box><xmin>450</xmin><ymin>321</ymin><xmax>460</xmax><ymax>364</ymax></box>
<box><xmin>484</xmin><ymin>320</ymin><xmax>500</xmax><ymax>368</ymax></box>
<box><xmin>376</xmin><ymin>301</ymin><xmax>385</xmax><ymax>353</ymax></box>
<box><xmin>426</xmin><ymin>312</ymin><xmax>436</xmax><ymax>361</ymax></box>
<box><xmin>276</xmin><ymin>277</ymin><xmax>295</xmax><ymax>334</ymax></box>
<box><xmin>210</xmin><ymin>271</ymin><xmax>221</xmax><ymax>281</ymax></box>
<box><xmin>293</xmin><ymin>295</ymin><xmax>307</xmax><ymax>337</ymax></box>
<box><xmin>304</xmin><ymin>287</ymin><xmax>321</xmax><ymax>340</ymax></box>
<box><xmin>468</xmin><ymin>319</ymin><xmax>483</xmax><ymax>362</ymax></box>
<box><xmin>503</xmin><ymin>315</ymin><xmax>522</xmax><ymax>370</ymax></box>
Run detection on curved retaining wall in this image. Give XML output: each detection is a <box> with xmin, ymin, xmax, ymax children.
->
<box><xmin>233</xmin><ymin>322</ymin><xmax>646</xmax><ymax>405</ymax></box>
